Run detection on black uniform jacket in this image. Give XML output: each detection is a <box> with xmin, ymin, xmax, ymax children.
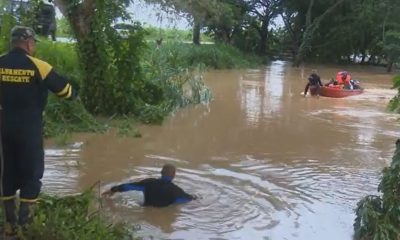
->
<box><xmin>0</xmin><ymin>47</ymin><xmax>74</xmax><ymax>126</ymax></box>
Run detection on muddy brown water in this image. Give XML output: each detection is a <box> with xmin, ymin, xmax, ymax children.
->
<box><xmin>43</xmin><ymin>61</ymin><xmax>399</xmax><ymax>240</ymax></box>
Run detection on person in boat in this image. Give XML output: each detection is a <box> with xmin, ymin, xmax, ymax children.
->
<box><xmin>102</xmin><ymin>164</ymin><xmax>197</xmax><ymax>207</ymax></box>
<box><xmin>336</xmin><ymin>71</ymin><xmax>351</xmax><ymax>86</ymax></box>
<box><xmin>337</xmin><ymin>70</ymin><xmax>356</xmax><ymax>89</ymax></box>
<box><xmin>325</xmin><ymin>78</ymin><xmax>338</xmax><ymax>87</ymax></box>
<box><xmin>349</xmin><ymin>79</ymin><xmax>361</xmax><ymax>89</ymax></box>
<box><xmin>304</xmin><ymin>69</ymin><xmax>323</xmax><ymax>96</ymax></box>
<box><xmin>325</xmin><ymin>71</ymin><xmax>353</xmax><ymax>89</ymax></box>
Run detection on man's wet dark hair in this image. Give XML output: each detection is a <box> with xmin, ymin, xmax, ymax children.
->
<box><xmin>161</xmin><ymin>164</ymin><xmax>176</xmax><ymax>178</ymax></box>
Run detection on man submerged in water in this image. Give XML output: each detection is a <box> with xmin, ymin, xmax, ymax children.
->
<box><xmin>102</xmin><ymin>164</ymin><xmax>196</xmax><ymax>207</ymax></box>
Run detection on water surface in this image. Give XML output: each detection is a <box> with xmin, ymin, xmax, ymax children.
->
<box><xmin>44</xmin><ymin>62</ymin><xmax>398</xmax><ymax>240</ymax></box>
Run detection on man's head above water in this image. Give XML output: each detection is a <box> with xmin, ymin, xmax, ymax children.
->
<box><xmin>161</xmin><ymin>164</ymin><xmax>176</xmax><ymax>179</ymax></box>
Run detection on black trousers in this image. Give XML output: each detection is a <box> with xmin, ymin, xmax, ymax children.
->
<box><xmin>1</xmin><ymin>123</ymin><xmax>44</xmax><ymax>200</ymax></box>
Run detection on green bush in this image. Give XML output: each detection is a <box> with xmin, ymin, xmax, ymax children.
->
<box><xmin>43</xmin><ymin>97</ymin><xmax>105</xmax><ymax>138</ymax></box>
<box><xmin>35</xmin><ymin>41</ymin><xmax>82</xmax><ymax>87</ymax></box>
<box><xmin>0</xmin><ymin>13</ymin><xmax>17</xmax><ymax>52</ymax></box>
<box><xmin>146</xmin><ymin>41</ymin><xmax>262</xmax><ymax>69</ymax></box>
<box><xmin>145</xmin><ymin>27</ymin><xmax>194</xmax><ymax>42</ymax></box>
<box><xmin>389</xmin><ymin>75</ymin><xmax>400</xmax><ymax>113</ymax></box>
<box><xmin>21</xmin><ymin>190</ymin><xmax>136</xmax><ymax>240</ymax></box>
<box><xmin>354</xmin><ymin>140</ymin><xmax>400</xmax><ymax>240</ymax></box>
<box><xmin>34</xmin><ymin>41</ymin><xmax>104</xmax><ymax>138</ymax></box>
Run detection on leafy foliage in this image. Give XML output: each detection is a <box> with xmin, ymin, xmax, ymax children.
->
<box><xmin>382</xmin><ymin>31</ymin><xmax>400</xmax><ymax>65</ymax></box>
<box><xmin>0</xmin><ymin>13</ymin><xmax>17</xmax><ymax>51</ymax></box>
<box><xmin>60</xmin><ymin>0</ymin><xmax>213</xmax><ymax>124</ymax></box>
<box><xmin>146</xmin><ymin>41</ymin><xmax>261</xmax><ymax>69</ymax></box>
<box><xmin>388</xmin><ymin>75</ymin><xmax>400</xmax><ymax>113</ymax></box>
<box><xmin>33</xmin><ymin>40</ymin><xmax>105</xmax><ymax>137</ymax></box>
<box><xmin>72</xmin><ymin>1</ymin><xmax>146</xmax><ymax>115</ymax></box>
<box><xmin>21</xmin><ymin>190</ymin><xmax>136</xmax><ymax>240</ymax></box>
<box><xmin>56</xmin><ymin>17</ymin><xmax>73</xmax><ymax>38</ymax></box>
<box><xmin>43</xmin><ymin>96</ymin><xmax>105</xmax><ymax>138</ymax></box>
<box><xmin>354</xmin><ymin>140</ymin><xmax>400</xmax><ymax>240</ymax></box>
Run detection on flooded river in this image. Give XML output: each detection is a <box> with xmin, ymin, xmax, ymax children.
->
<box><xmin>43</xmin><ymin>61</ymin><xmax>399</xmax><ymax>240</ymax></box>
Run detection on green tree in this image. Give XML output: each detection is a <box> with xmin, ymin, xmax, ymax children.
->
<box><xmin>382</xmin><ymin>31</ymin><xmax>400</xmax><ymax>72</ymax></box>
<box><xmin>144</xmin><ymin>0</ymin><xmax>224</xmax><ymax>45</ymax></box>
<box><xmin>246</xmin><ymin>0</ymin><xmax>281</xmax><ymax>55</ymax></box>
<box><xmin>204</xmin><ymin>0</ymin><xmax>248</xmax><ymax>44</ymax></box>
<box><xmin>53</xmin><ymin>0</ymin><xmax>149</xmax><ymax>115</ymax></box>
<box><xmin>56</xmin><ymin>16</ymin><xmax>73</xmax><ymax>37</ymax></box>
<box><xmin>294</xmin><ymin>0</ymin><xmax>346</xmax><ymax>66</ymax></box>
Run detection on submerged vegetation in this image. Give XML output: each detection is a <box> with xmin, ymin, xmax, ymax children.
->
<box><xmin>354</xmin><ymin>140</ymin><xmax>400</xmax><ymax>240</ymax></box>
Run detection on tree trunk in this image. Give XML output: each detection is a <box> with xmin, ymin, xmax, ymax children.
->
<box><xmin>53</xmin><ymin>0</ymin><xmax>95</xmax><ymax>40</ymax></box>
<box><xmin>387</xmin><ymin>61</ymin><xmax>394</xmax><ymax>72</ymax></box>
<box><xmin>368</xmin><ymin>55</ymin><xmax>375</xmax><ymax>64</ymax></box>
<box><xmin>53</xmin><ymin>0</ymin><xmax>107</xmax><ymax>113</ymax></box>
<box><xmin>258</xmin><ymin>19</ymin><xmax>269</xmax><ymax>55</ymax></box>
<box><xmin>293</xmin><ymin>0</ymin><xmax>314</xmax><ymax>67</ymax></box>
<box><xmin>361</xmin><ymin>52</ymin><xmax>366</xmax><ymax>64</ymax></box>
<box><xmin>192</xmin><ymin>19</ymin><xmax>201</xmax><ymax>45</ymax></box>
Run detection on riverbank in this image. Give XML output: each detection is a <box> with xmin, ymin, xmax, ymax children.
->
<box><xmin>35</xmin><ymin>39</ymin><xmax>263</xmax><ymax>138</ymax></box>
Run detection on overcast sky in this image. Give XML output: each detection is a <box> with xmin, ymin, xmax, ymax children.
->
<box><xmin>56</xmin><ymin>0</ymin><xmax>190</xmax><ymax>29</ymax></box>
<box><xmin>56</xmin><ymin>1</ymin><xmax>282</xmax><ymax>30</ymax></box>
<box><xmin>128</xmin><ymin>1</ymin><xmax>190</xmax><ymax>30</ymax></box>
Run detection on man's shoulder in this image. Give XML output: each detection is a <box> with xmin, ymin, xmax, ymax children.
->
<box><xmin>26</xmin><ymin>55</ymin><xmax>53</xmax><ymax>80</ymax></box>
<box><xmin>26</xmin><ymin>55</ymin><xmax>52</xmax><ymax>69</ymax></box>
<box><xmin>141</xmin><ymin>178</ymin><xmax>159</xmax><ymax>183</ymax></box>
<box><xmin>0</xmin><ymin>51</ymin><xmax>11</xmax><ymax>62</ymax></box>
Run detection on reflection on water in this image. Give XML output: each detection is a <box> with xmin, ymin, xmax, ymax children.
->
<box><xmin>241</xmin><ymin>61</ymin><xmax>285</xmax><ymax>126</ymax></box>
<box><xmin>44</xmin><ymin>62</ymin><xmax>398</xmax><ymax>240</ymax></box>
<box><xmin>43</xmin><ymin>142</ymin><xmax>82</xmax><ymax>195</ymax></box>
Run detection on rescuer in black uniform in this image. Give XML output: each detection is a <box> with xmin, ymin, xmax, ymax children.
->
<box><xmin>102</xmin><ymin>164</ymin><xmax>197</xmax><ymax>207</ymax></box>
<box><xmin>304</xmin><ymin>69</ymin><xmax>323</xmax><ymax>96</ymax></box>
<box><xmin>0</xmin><ymin>26</ymin><xmax>77</xmax><ymax>235</ymax></box>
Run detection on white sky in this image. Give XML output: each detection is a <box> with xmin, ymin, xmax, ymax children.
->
<box><xmin>56</xmin><ymin>1</ymin><xmax>190</xmax><ymax>29</ymax></box>
<box><xmin>128</xmin><ymin>1</ymin><xmax>190</xmax><ymax>30</ymax></box>
<box><xmin>56</xmin><ymin>1</ymin><xmax>282</xmax><ymax>30</ymax></box>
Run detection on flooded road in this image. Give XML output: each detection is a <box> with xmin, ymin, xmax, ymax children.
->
<box><xmin>44</xmin><ymin>61</ymin><xmax>399</xmax><ymax>240</ymax></box>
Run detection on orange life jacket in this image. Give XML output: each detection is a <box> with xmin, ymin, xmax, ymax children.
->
<box><xmin>336</xmin><ymin>72</ymin><xmax>351</xmax><ymax>85</ymax></box>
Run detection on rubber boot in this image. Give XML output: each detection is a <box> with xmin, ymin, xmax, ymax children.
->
<box><xmin>18</xmin><ymin>201</ymin><xmax>35</xmax><ymax>227</ymax></box>
<box><xmin>3</xmin><ymin>199</ymin><xmax>17</xmax><ymax>237</ymax></box>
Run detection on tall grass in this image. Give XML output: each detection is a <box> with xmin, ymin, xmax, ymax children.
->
<box><xmin>146</xmin><ymin>41</ymin><xmax>262</xmax><ymax>69</ymax></box>
<box><xmin>20</xmin><ymin>190</ymin><xmax>137</xmax><ymax>240</ymax></box>
<box><xmin>145</xmin><ymin>26</ymin><xmax>213</xmax><ymax>43</ymax></box>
